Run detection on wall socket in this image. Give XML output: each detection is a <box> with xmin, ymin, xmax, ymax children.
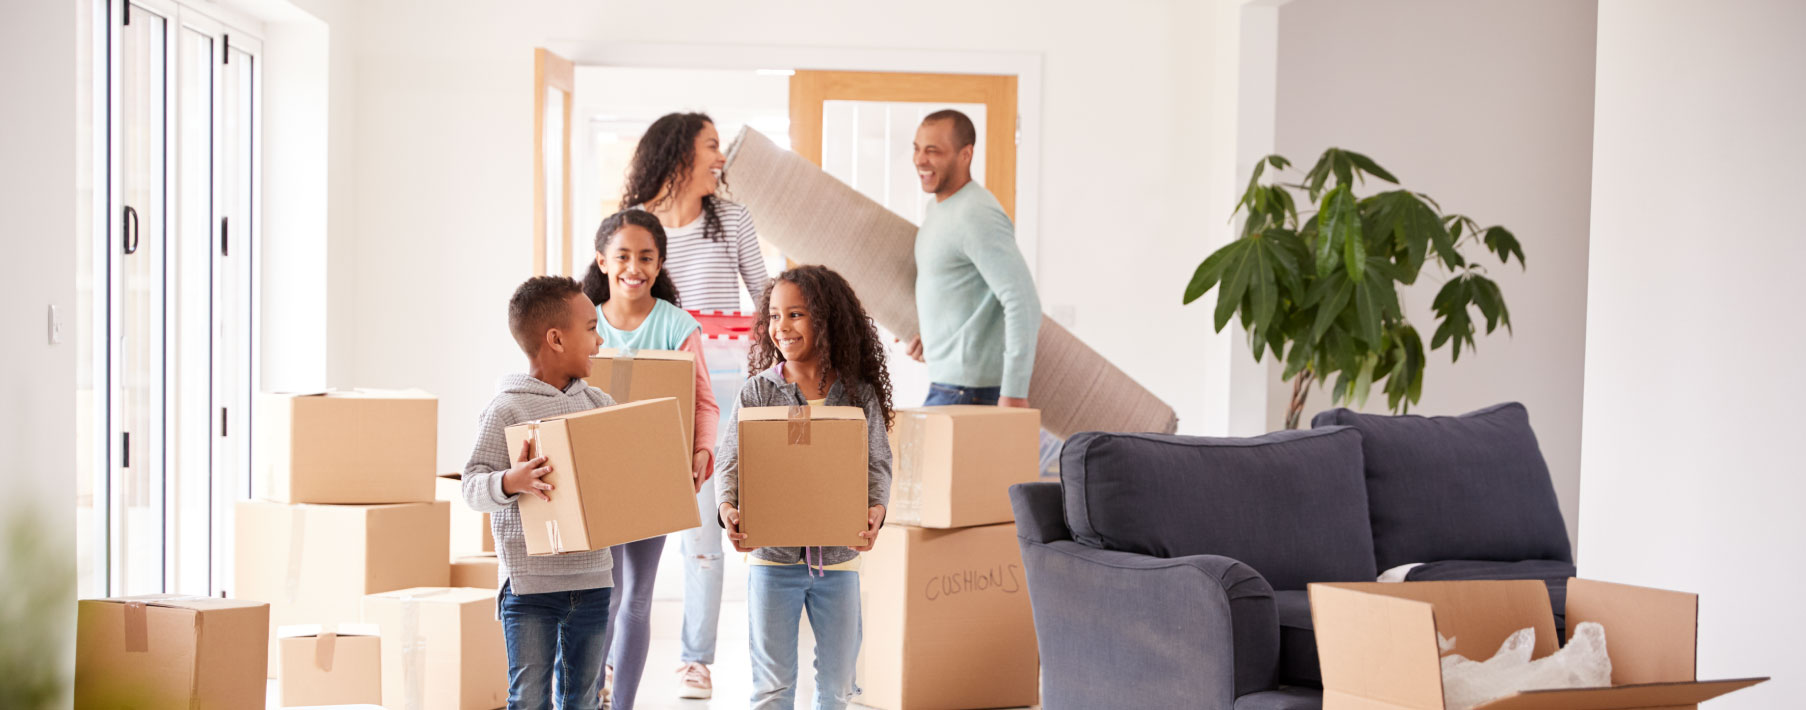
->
<box><xmin>48</xmin><ymin>304</ymin><xmax>61</xmax><ymax>345</ymax></box>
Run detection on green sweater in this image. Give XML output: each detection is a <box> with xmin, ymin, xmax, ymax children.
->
<box><xmin>914</xmin><ymin>181</ymin><xmax>1041</xmax><ymax>399</ymax></box>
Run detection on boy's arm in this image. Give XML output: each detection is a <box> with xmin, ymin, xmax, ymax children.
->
<box><xmin>962</xmin><ymin>205</ymin><xmax>1041</xmax><ymax>400</ymax></box>
<box><xmin>462</xmin><ymin>402</ymin><xmax>520</xmax><ymax>513</ymax></box>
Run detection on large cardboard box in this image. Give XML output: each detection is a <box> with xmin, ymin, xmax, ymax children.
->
<box><xmin>450</xmin><ymin>554</ymin><xmax>500</xmax><ymax>589</ymax></box>
<box><xmin>503</xmin><ymin>397</ymin><xmax>698</xmax><ymax>556</ymax></box>
<box><xmin>235</xmin><ymin>500</ymin><xmax>451</xmax><ymax>677</ymax></box>
<box><xmin>1310</xmin><ymin>579</ymin><xmax>1769</xmax><ymax>709</ymax></box>
<box><xmin>889</xmin><ymin>405</ymin><xmax>1041</xmax><ymax>528</ymax></box>
<box><xmin>738</xmin><ymin>405</ymin><xmax>869</xmax><ymax>548</ymax></box>
<box><xmin>364</xmin><ymin>587</ymin><xmax>509</xmax><ymax>710</ymax></box>
<box><xmin>437</xmin><ymin>472</ymin><xmax>495</xmax><ymax>556</ymax></box>
<box><xmin>858</xmin><ymin>522</ymin><xmax>1038</xmax><ymax>710</ymax></box>
<box><xmin>75</xmin><ymin>595</ymin><xmax>269</xmax><ymax>709</ymax></box>
<box><xmin>257</xmin><ymin>389</ymin><xmax>437</xmax><ymax>504</ymax></box>
<box><xmin>278</xmin><ymin>623</ymin><xmax>382</xmax><ymax>707</ymax></box>
<box><xmin>588</xmin><ymin>348</ymin><xmax>697</xmax><ymax>450</ymax></box>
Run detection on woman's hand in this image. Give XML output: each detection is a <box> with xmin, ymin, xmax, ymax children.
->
<box><xmin>852</xmin><ymin>504</ymin><xmax>886</xmax><ymax>552</ymax></box>
<box><xmin>719</xmin><ymin>503</ymin><xmax>753</xmax><ymax>553</ymax></box>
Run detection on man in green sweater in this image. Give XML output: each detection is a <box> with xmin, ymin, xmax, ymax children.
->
<box><xmin>905</xmin><ymin>109</ymin><xmax>1040</xmax><ymax>410</ymax></box>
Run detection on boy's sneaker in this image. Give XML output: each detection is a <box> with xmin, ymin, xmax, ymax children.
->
<box><xmin>676</xmin><ymin>662</ymin><xmax>713</xmax><ymax>699</ymax></box>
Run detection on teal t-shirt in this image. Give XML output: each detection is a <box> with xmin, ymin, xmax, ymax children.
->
<box><xmin>597</xmin><ymin>298</ymin><xmax>701</xmax><ymax>351</ymax></box>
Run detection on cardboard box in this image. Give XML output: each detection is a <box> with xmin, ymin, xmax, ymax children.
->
<box><xmin>75</xmin><ymin>595</ymin><xmax>269</xmax><ymax>709</ymax></box>
<box><xmin>257</xmin><ymin>389</ymin><xmax>438</xmax><ymax>504</ymax></box>
<box><xmin>858</xmin><ymin>523</ymin><xmax>1038</xmax><ymax>710</ymax></box>
<box><xmin>738</xmin><ymin>405</ymin><xmax>869</xmax><ymax>548</ymax></box>
<box><xmin>437</xmin><ymin>472</ymin><xmax>495</xmax><ymax>555</ymax></box>
<box><xmin>588</xmin><ymin>348</ymin><xmax>697</xmax><ymax>450</ymax></box>
<box><xmin>503</xmin><ymin>397</ymin><xmax>698</xmax><ymax>556</ymax></box>
<box><xmin>450</xmin><ymin>554</ymin><xmax>500</xmax><ymax>589</ymax></box>
<box><xmin>1310</xmin><ymin>578</ymin><xmax>1769</xmax><ymax>709</ymax></box>
<box><xmin>363</xmin><ymin>587</ymin><xmax>509</xmax><ymax>710</ymax></box>
<box><xmin>278</xmin><ymin>623</ymin><xmax>382</xmax><ymax>707</ymax></box>
<box><xmin>889</xmin><ymin>405</ymin><xmax>1041</xmax><ymax>528</ymax></box>
<box><xmin>235</xmin><ymin>500</ymin><xmax>451</xmax><ymax>677</ymax></box>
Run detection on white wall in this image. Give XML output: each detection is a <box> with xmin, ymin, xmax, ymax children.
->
<box><xmin>1581</xmin><ymin>0</ymin><xmax>1806</xmax><ymax>704</ymax></box>
<box><xmin>0</xmin><ymin>0</ymin><xmax>80</xmax><ymax>702</ymax></box>
<box><xmin>1271</xmin><ymin>0</ymin><xmax>1598</xmax><ymax>547</ymax></box>
<box><xmin>327</xmin><ymin>0</ymin><xmax>1233</xmax><ymax>473</ymax></box>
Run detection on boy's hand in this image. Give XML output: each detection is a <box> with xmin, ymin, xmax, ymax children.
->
<box><xmin>719</xmin><ymin>503</ymin><xmax>753</xmax><ymax>553</ymax></box>
<box><xmin>691</xmin><ymin>450</ymin><xmax>712</xmax><ymax>493</ymax></box>
<box><xmin>852</xmin><ymin>504</ymin><xmax>886</xmax><ymax>552</ymax></box>
<box><xmin>501</xmin><ymin>438</ymin><xmax>555</xmax><ymax>501</ymax></box>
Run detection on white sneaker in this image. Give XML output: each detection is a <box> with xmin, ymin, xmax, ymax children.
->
<box><xmin>676</xmin><ymin>662</ymin><xmax>713</xmax><ymax>700</ymax></box>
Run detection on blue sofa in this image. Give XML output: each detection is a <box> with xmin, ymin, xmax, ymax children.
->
<box><xmin>1009</xmin><ymin>403</ymin><xmax>1573</xmax><ymax>709</ymax></box>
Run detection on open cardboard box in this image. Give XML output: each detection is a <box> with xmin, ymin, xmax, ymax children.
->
<box><xmin>1309</xmin><ymin>578</ymin><xmax>1767</xmax><ymax>709</ymax></box>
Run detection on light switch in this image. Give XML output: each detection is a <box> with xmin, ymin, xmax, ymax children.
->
<box><xmin>47</xmin><ymin>304</ymin><xmax>61</xmax><ymax>345</ymax></box>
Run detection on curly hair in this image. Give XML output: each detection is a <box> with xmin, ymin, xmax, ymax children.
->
<box><xmin>749</xmin><ymin>265</ymin><xmax>895</xmax><ymax>429</ymax></box>
<box><xmin>622</xmin><ymin>112</ymin><xmax>730</xmax><ymax>242</ymax></box>
<box><xmin>581</xmin><ymin>209</ymin><xmax>682</xmax><ymax>307</ymax></box>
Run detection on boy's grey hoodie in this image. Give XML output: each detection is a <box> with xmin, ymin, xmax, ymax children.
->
<box><xmin>715</xmin><ymin>363</ymin><xmax>892</xmax><ymax>567</ymax></box>
<box><xmin>463</xmin><ymin>373</ymin><xmax>616</xmax><ymax>594</ymax></box>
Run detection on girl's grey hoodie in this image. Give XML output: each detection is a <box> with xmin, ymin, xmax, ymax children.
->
<box><xmin>715</xmin><ymin>363</ymin><xmax>893</xmax><ymax>567</ymax></box>
<box><xmin>463</xmin><ymin>373</ymin><xmax>615</xmax><ymax>594</ymax></box>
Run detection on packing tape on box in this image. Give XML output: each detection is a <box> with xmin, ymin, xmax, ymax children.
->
<box><xmin>120</xmin><ymin>595</ymin><xmax>209</xmax><ymax>653</ymax></box>
<box><xmin>890</xmin><ymin>411</ymin><xmax>931</xmax><ymax>526</ymax></box>
<box><xmin>397</xmin><ymin>588</ymin><xmax>453</xmax><ymax>710</ymax></box>
<box><xmin>609</xmin><ymin>346</ymin><xmax>639</xmax><ymax>402</ymax></box>
<box><xmin>314</xmin><ymin>631</ymin><xmax>338</xmax><ymax>672</ymax></box>
<box><xmin>285</xmin><ymin>506</ymin><xmax>307</xmax><ymax>603</ymax></box>
<box><xmin>787</xmin><ymin>403</ymin><xmax>812</xmax><ymax>445</ymax></box>
<box><xmin>546</xmin><ymin>520</ymin><xmax>565</xmax><ymax>554</ymax></box>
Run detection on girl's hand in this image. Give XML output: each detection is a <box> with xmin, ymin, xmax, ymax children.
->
<box><xmin>719</xmin><ymin>503</ymin><xmax>753</xmax><ymax>553</ymax></box>
<box><xmin>852</xmin><ymin>504</ymin><xmax>886</xmax><ymax>552</ymax></box>
<box><xmin>501</xmin><ymin>437</ymin><xmax>554</xmax><ymax>501</ymax></box>
<box><xmin>691</xmin><ymin>450</ymin><xmax>712</xmax><ymax>493</ymax></box>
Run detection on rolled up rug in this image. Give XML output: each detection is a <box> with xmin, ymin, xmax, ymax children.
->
<box><xmin>724</xmin><ymin>126</ymin><xmax>1177</xmax><ymax>438</ymax></box>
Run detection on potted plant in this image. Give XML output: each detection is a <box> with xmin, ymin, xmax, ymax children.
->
<box><xmin>1184</xmin><ymin>148</ymin><xmax>1525</xmax><ymax>428</ymax></box>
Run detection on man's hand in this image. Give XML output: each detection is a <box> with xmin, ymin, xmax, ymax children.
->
<box><xmin>719</xmin><ymin>503</ymin><xmax>753</xmax><ymax>553</ymax></box>
<box><xmin>998</xmin><ymin>396</ymin><xmax>1031</xmax><ymax>409</ymax></box>
<box><xmin>851</xmin><ymin>504</ymin><xmax>887</xmax><ymax>552</ymax></box>
<box><xmin>691</xmin><ymin>450</ymin><xmax>712</xmax><ymax>493</ymax></box>
<box><xmin>501</xmin><ymin>437</ymin><xmax>555</xmax><ymax>501</ymax></box>
<box><xmin>905</xmin><ymin>335</ymin><xmax>925</xmax><ymax>363</ymax></box>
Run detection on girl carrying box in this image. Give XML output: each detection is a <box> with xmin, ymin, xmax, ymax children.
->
<box><xmin>579</xmin><ymin>209</ymin><xmax>721</xmax><ymax>710</ymax></box>
<box><xmin>715</xmin><ymin>265</ymin><xmax>894</xmax><ymax>710</ymax></box>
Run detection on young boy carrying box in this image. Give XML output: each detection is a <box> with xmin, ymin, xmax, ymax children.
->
<box><xmin>462</xmin><ymin>275</ymin><xmax>616</xmax><ymax>710</ymax></box>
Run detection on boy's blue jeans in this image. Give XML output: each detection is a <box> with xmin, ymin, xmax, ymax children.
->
<box><xmin>748</xmin><ymin>565</ymin><xmax>861</xmax><ymax>710</ymax></box>
<box><xmin>500</xmin><ymin>581</ymin><xmax>612</xmax><ymax>710</ymax></box>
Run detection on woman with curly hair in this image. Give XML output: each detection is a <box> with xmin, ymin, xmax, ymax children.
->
<box><xmin>620</xmin><ymin>111</ymin><xmax>771</xmax><ymax>702</ymax></box>
<box><xmin>714</xmin><ymin>265</ymin><xmax>894</xmax><ymax>710</ymax></box>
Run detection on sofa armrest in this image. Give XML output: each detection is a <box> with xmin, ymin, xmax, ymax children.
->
<box><xmin>1018</xmin><ymin>536</ymin><xmax>1280</xmax><ymax>709</ymax></box>
<box><xmin>1009</xmin><ymin>481</ymin><xmax>1069</xmax><ymax>544</ymax></box>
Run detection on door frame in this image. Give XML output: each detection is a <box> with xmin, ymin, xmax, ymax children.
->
<box><xmin>542</xmin><ymin>42</ymin><xmax>1044</xmax><ymax>280</ymax></box>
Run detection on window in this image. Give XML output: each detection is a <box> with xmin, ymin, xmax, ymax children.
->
<box><xmin>82</xmin><ymin>0</ymin><xmax>260</xmax><ymax>599</ymax></box>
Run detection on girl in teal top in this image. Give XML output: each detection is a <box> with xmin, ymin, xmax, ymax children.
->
<box><xmin>579</xmin><ymin>209</ymin><xmax>721</xmax><ymax>710</ymax></box>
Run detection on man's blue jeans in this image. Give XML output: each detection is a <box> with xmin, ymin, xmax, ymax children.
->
<box><xmin>500</xmin><ymin>581</ymin><xmax>613</xmax><ymax>710</ymax></box>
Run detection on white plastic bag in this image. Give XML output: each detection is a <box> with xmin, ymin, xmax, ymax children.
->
<box><xmin>1439</xmin><ymin>622</ymin><xmax>1613</xmax><ymax>710</ymax></box>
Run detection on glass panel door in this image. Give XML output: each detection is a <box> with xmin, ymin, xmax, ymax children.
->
<box><xmin>170</xmin><ymin>23</ymin><xmax>213</xmax><ymax>594</ymax></box>
<box><xmin>214</xmin><ymin>40</ymin><xmax>256</xmax><ymax>596</ymax></box>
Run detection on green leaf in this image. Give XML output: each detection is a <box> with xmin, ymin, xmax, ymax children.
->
<box><xmin>1183</xmin><ymin>243</ymin><xmax>1236</xmax><ymax>304</ymax></box>
<box><xmin>1352</xmin><ymin>354</ymin><xmax>1377</xmax><ymax>408</ymax></box>
<box><xmin>1249</xmin><ymin>240</ymin><xmax>1279</xmax><ymax>335</ymax></box>
<box><xmin>1262</xmin><ymin>232</ymin><xmax>1305</xmax><ymax>301</ymax></box>
<box><xmin>1332</xmin><ymin>150</ymin><xmax>1354</xmax><ymax>187</ymax></box>
<box><xmin>1319</xmin><ymin>185</ymin><xmax>1366</xmax><ymax>281</ymax></box>
<box><xmin>1215</xmin><ymin>241</ymin><xmax>1257</xmax><ymax>331</ymax></box>
<box><xmin>1342</xmin><ymin>195</ymin><xmax>1367</xmax><ymax>283</ymax></box>
<box><xmin>1305</xmin><ymin>150</ymin><xmax>1335</xmax><ymax>201</ymax></box>
<box><xmin>1353</xmin><ymin>274</ymin><xmax>1384</xmax><ymax>347</ymax></box>
<box><xmin>1483</xmin><ymin>226</ymin><xmax>1526</xmax><ymax>268</ymax></box>
<box><xmin>1266</xmin><ymin>154</ymin><xmax>1292</xmax><ymax>171</ymax></box>
<box><xmin>1344</xmin><ymin>151</ymin><xmax>1399</xmax><ymax>184</ymax></box>
<box><xmin>1309</xmin><ymin>273</ymin><xmax>1354</xmax><ymax>343</ymax></box>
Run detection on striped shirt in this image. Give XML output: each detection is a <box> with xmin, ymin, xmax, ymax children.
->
<box><xmin>640</xmin><ymin>199</ymin><xmax>770</xmax><ymax>312</ymax></box>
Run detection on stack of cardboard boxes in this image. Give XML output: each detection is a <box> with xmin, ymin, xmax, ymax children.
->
<box><xmin>859</xmin><ymin>405</ymin><xmax>1045</xmax><ymax>710</ymax></box>
<box><xmin>235</xmin><ymin>389</ymin><xmax>510</xmax><ymax>709</ymax></box>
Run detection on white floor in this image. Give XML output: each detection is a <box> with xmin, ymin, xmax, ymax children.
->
<box><xmin>269</xmin><ymin>597</ymin><xmax>1038</xmax><ymax>709</ymax></box>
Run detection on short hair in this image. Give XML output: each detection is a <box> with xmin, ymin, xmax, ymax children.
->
<box><xmin>508</xmin><ymin>275</ymin><xmax>586</xmax><ymax>356</ymax></box>
<box><xmin>922</xmin><ymin>109</ymin><xmax>976</xmax><ymax>150</ymax></box>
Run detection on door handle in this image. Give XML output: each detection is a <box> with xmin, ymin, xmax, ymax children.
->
<box><xmin>123</xmin><ymin>205</ymin><xmax>140</xmax><ymax>255</ymax></box>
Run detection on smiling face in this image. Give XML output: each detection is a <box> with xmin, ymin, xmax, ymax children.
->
<box><xmin>767</xmin><ymin>280</ymin><xmax>818</xmax><ymax>364</ymax></box>
<box><xmin>597</xmin><ymin>223</ymin><xmax>663</xmax><ymax>304</ymax></box>
<box><xmin>688</xmin><ymin>121</ymin><xmax>726</xmax><ymax>197</ymax></box>
<box><xmin>912</xmin><ymin>118</ymin><xmax>972</xmax><ymax>196</ymax></box>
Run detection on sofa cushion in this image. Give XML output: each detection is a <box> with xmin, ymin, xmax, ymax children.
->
<box><xmin>1311</xmin><ymin>403</ymin><xmax>1572</xmax><ymax>570</ymax></box>
<box><xmin>1061</xmin><ymin>428</ymin><xmax>1377</xmax><ymax>591</ymax></box>
<box><xmin>1405</xmin><ymin>559</ymin><xmax>1575</xmax><ymax>638</ymax></box>
<box><xmin>1273</xmin><ymin>590</ymin><xmax>1321</xmax><ymax>689</ymax></box>
<box><xmin>1236</xmin><ymin>687</ymin><xmax>1323</xmax><ymax>710</ymax></box>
